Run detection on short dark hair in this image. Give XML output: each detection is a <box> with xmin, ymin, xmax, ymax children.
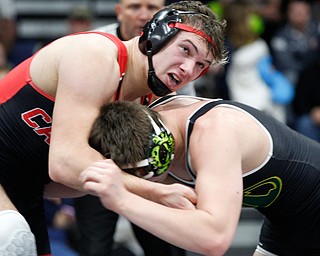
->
<box><xmin>89</xmin><ymin>101</ymin><xmax>160</xmax><ymax>167</ymax></box>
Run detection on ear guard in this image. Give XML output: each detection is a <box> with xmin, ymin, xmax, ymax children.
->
<box><xmin>122</xmin><ymin>113</ymin><xmax>175</xmax><ymax>179</ymax></box>
<box><xmin>139</xmin><ymin>8</ymin><xmax>207</xmax><ymax>56</ymax></box>
<box><xmin>139</xmin><ymin>8</ymin><xmax>182</xmax><ymax>56</ymax></box>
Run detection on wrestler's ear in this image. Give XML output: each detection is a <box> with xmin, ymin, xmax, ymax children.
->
<box><xmin>115</xmin><ymin>3</ymin><xmax>123</xmax><ymax>23</ymax></box>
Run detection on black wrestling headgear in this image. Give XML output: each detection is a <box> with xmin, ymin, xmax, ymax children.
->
<box><xmin>139</xmin><ymin>8</ymin><xmax>207</xmax><ymax>97</ymax></box>
<box><xmin>139</xmin><ymin>8</ymin><xmax>186</xmax><ymax>55</ymax></box>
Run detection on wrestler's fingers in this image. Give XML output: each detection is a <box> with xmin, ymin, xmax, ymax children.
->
<box><xmin>80</xmin><ymin>164</ymin><xmax>122</xmax><ymax>184</ymax></box>
<box><xmin>170</xmin><ymin>183</ymin><xmax>198</xmax><ymax>204</ymax></box>
<box><xmin>85</xmin><ymin>160</ymin><xmax>121</xmax><ymax>175</ymax></box>
<box><xmin>80</xmin><ymin>169</ymin><xmax>104</xmax><ymax>183</ymax></box>
<box><xmin>179</xmin><ymin>198</ymin><xmax>197</xmax><ymax>210</ymax></box>
<box><xmin>83</xmin><ymin>181</ymin><xmax>101</xmax><ymax>194</ymax></box>
<box><xmin>184</xmin><ymin>188</ymin><xmax>197</xmax><ymax>205</ymax></box>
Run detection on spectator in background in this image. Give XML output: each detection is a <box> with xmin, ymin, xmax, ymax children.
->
<box><xmin>254</xmin><ymin>0</ymin><xmax>284</xmax><ymax>47</ymax></box>
<box><xmin>293</xmin><ymin>57</ymin><xmax>320</xmax><ymax>142</ymax></box>
<box><xmin>270</xmin><ymin>0</ymin><xmax>319</xmax><ymax>86</ymax></box>
<box><xmin>0</xmin><ymin>0</ymin><xmax>17</xmax><ymax>58</ymax></box>
<box><xmin>0</xmin><ymin>41</ymin><xmax>11</xmax><ymax>79</ymax></box>
<box><xmin>93</xmin><ymin>0</ymin><xmax>162</xmax><ymax>41</ymax></box>
<box><xmin>2</xmin><ymin>0</ymin><xmax>40</xmax><ymax>67</ymax></box>
<box><xmin>75</xmin><ymin>1</ymin><xmax>190</xmax><ymax>256</ymax></box>
<box><xmin>68</xmin><ymin>5</ymin><xmax>94</xmax><ymax>34</ymax></box>
<box><xmin>270</xmin><ymin>0</ymin><xmax>320</xmax><ymax>127</ymax></box>
<box><xmin>0</xmin><ymin>0</ymin><xmax>17</xmax><ymax>67</ymax></box>
<box><xmin>224</xmin><ymin>0</ymin><xmax>293</xmax><ymax>123</ymax></box>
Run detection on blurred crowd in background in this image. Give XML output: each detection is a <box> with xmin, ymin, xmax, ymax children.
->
<box><xmin>1</xmin><ymin>0</ymin><xmax>320</xmax><ymax>255</ymax></box>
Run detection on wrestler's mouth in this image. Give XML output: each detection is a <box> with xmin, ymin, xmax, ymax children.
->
<box><xmin>168</xmin><ymin>73</ymin><xmax>181</xmax><ymax>86</ymax></box>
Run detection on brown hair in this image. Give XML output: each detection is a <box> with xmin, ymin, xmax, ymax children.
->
<box><xmin>168</xmin><ymin>1</ymin><xmax>228</xmax><ymax>65</ymax></box>
<box><xmin>89</xmin><ymin>101</ymin><xmax>160</xmax><ymax>166</ymax></box>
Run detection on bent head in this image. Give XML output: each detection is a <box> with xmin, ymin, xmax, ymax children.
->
<box><xmin>89</xmin><ymin>101</ymin><xmax>174</xmax><ymax>181</ymax></box>
<box><xmin>138</xmin><ymin>1</ymin><xmax>227</xmax><ymax>96</ymax></box>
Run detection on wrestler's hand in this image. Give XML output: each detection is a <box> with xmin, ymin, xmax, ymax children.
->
<box><xmin>149</xmin><ymin>183</ymin><xmax>197</xmax><ymax>210</ymax></box>
<box><xmin>121</xmin><ymin>169</ymin><xmax>198</xmax><ymax>210</ymax></box>
<box><xmin>121</xmin><ymin>171</ymin><xmax>197</xmax><ymax>210</ymax></box>
<box><xmin>80</xmin><ymin>159</ymin><xmax>129</xmax><ymax>212</ymax></box>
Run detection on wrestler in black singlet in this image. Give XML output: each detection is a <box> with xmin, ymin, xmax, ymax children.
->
<box><xmin>150</xmin><ymin>95</ymin><xmax>320</xmax><ymax>256</ymax></box>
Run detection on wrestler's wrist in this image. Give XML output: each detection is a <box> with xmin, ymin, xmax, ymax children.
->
<box><xmin>124</xmin><ymin>174</ymin><xmax>163</xmax><ymax>202</ymax></box>
<box><xmin>147</xmin><ymin>183</ymin><xmax>171</xmax><ymax>204</ymax></box>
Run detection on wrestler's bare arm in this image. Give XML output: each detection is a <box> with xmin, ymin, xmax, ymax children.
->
<box><xmin>47</xmin><ymin>35</ymin><xmax>120</xmax><ymax>191</ymax></box>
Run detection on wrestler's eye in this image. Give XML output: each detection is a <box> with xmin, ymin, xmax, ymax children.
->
<box><xmin>181</xmin><ymin>46</ymin><xmax>189</xmax><ymax>55</ymax></box>
<box><xmin>197</xmin><ymin>62</ymin><xmax>204</xmax><ymax>69</ymax></box>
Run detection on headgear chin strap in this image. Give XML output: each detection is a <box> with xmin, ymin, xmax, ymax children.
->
<box><xmin>139</xmin><ymin>8</ymin><xmax>214</xmax><ymax>96</ymax></box>
<box><xmin>147</xmin><ymin>50</ymin><xmax>172</xmax><ymax>96</ymax></box>
<box><xmin>122</xmin><ymin>113</ymin><xmax>175</xmax><ymax>180</ymax></box>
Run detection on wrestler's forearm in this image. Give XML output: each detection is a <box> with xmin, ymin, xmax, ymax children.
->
<box><xmin>112</xmin><ymin>191</ymin><xmax>232</xmax><ymax>256</ymax></box>
<box><xmin>49</xmin><ymin>145</ymin><xmax>105</xmax><ymax>192</ymax></box>
<box><xmin>122</xmin><ymin>173</ymin><xmax>197</xmax><ymax>210</ymax></box>
<box><xmin>123</xmin><ymin>173</ymin><xmax>161</xmax><ymax>200</ymax></box>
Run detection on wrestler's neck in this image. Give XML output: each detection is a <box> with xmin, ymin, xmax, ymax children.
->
<box><xmin>161</xmin><ymin>109</ymin><xmax>187</xmax><ymax>164</ymax></box>
<box><xmin>159</xmin><ymin>100</ymin><xmax>208</xmax><ymax>166</ymax></box>
<box><xmin>164</xmin><ymin>112</ymin><xmax>188</xmax><ymax>179</ymax></box>
<box><xmin>121</xmin><ymin>38</ymin><xmax>150</xmax><ymax>100</ymax></box>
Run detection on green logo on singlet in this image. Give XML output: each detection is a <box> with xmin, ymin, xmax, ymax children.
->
<box><xmin>243</xmin><ymin>176</ymin><xmax>282</xmax><ymax>208</ymax></box>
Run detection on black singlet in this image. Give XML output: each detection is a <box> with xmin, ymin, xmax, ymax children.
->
<box><xmin>150</xmin><ymin>95</ymin><xmax>320</xmax><ymax>255</ymax></box>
